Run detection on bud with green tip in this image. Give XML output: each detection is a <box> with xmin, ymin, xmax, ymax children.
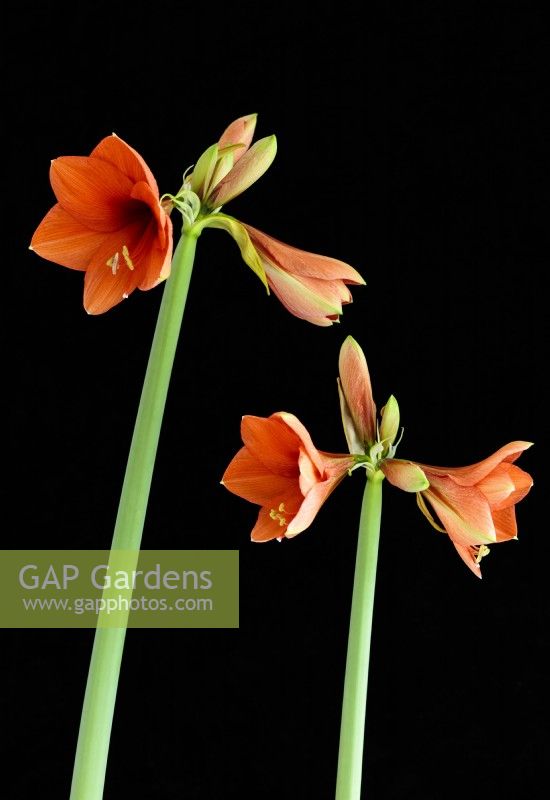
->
<box><xmin>379</xmin><ymin>395</ymin><xmax>400</xmax><ymax>450</ymax></box>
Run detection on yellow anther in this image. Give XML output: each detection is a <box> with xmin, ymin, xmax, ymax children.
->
<box><xmin>475</xmin><ymin>544</ymin><xmax>490</xmax><ymax>564</ymax></box>
<box><xmin>122</xmin><ymin>245</ymin><xmax>134</xmax><ymax>270</ymax></box>
<box><xmin>106</xmin><ymin>252</ymin><xmax>120</xmax><ymax>275</ymax></box>
<box><xmin>269</xmin><ymin>505</ymin><xmax>287</xmax><ymax>527</ymax></box>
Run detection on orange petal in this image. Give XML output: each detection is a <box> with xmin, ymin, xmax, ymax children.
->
<box><xmin>130</xmin><ymin>224</ymin><xmax>171</xmax><ymax>291</ymax></box>
<box><xmin>275</xmin><ymin>413</ymin><xmax>325</xmax><ymax>474</ymax></box>
<box><xmin>50</xmin><ymin>156</ymin><xmax>135</xmax><ymax>232</ymax></box>
<box><xmin>218</xmin><ymin>114</ymin><xmax>257</xmax><ymax>162</ymax></box>
<box><xmin>286</xmin><ymin>473</ymin><xmax>345</xmax><ymax>537</ymax></box>
<box><xmin>130</xmin><ymin>181</ymin><xmax>171</xmax><ymax>249</ymax></box>
<box><xmin>83</xmin><ymin>223</ymin><xmax>146</xmax><ymax>314</ymax></box>
<box><xmin>423</xmin><ymin>477</ymin><xmax>496</xmax><ymax>546</ymax></box>
<box><xmin>418</xmin><ymin>442</ymin><xmax>533</xmax><ymax>487</ymax></box>
<box><xmin>477</xmin><ymin>463</ymin><xmax>533</xmax><ymax>510</ymax></box>
<box><xmin>263</xmin><ymin>261</ymin><xmax>343</xmax><ymax>326</ymax></box>
<box><xmin>380</xmin><ymin>459</ymin><xmax>429</xmax><ymax>492</ymax></box>
<box><xmin>338</xmin><ymin>336</ymin><xmax>377</xmax><ymax>447</ymax></box>
<box><xmin>285</xmin><ymin>273</ymin><xmax>353</xmax><ymax>309</ymax></box>
<box><xmin>452</xmin><ymin>542</ymin><xmax>483</xmax><ymax>578</ymax></box>
<box><xmin>251</xmin><ymin>506</ymin><xmax>292</xmax><ymax>542</ymax></box>
<box><xmin>319</xmin><ymin>452</ymin><xmax>356</xmax><ymax>477</ymax></box>
<box><xmin>222</xmin><ymin>447</ymin><xmax>299</xmax><ymax>505</ymax></box>
<box><xmin>31</xmin><ymin>204</ymin><xmax>105</xmax><ymax>270</ymax></box>
<box><xmin>298</xmin><ymin>447</ymin><xmax>321</xmax><ymax>494</ymax></box>
<box><xmin>492</xmin><ymin>506</ymin><xmax>519</xmax><ymax>542</ymax></box>
<box><xmin>240</xmin><ymin>415</ymin><xmax>300</xmax><ymax>477</ymax></box>
<box><xmin>243</xmin><ymin>224</ymin><xmax>365</xmax><ymax>284</ymax></box>
<box><xmin>91</xmin><ymin>134</ymin><xmax>159</xmax><ymax>195</ymax></box>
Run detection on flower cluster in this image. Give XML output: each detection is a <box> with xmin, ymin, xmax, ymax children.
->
<box><xmin>31</xmin><ymin>115</ymin><xmax>364</xmax><ymax>322</ymax></box>
<box><xmin>223</xmin><ymin>337</ymin><xmax>533</xmax><ymax>577</ymax></box>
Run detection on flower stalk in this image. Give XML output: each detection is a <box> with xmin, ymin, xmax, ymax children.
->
<box><xmin>69</xmin><ymin>229</ymin><xmax>198</xmax><ymax>800</ymax></box>
<box><xmin>336</xmin><ymin>470</ymin><xmax>383</xmax><ymax>800</ymax></box>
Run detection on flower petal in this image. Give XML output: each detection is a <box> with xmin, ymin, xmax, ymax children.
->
<box><xmin>418</xmin><ymin>442</ymin><xmax>533</xmax><ymax>486</ymax></box>
<box><xmin>286</xmin><ymin>474</ymin><xmax>345</xmax><ymax>537</ymax></box>
<box><xmin>275</xmin><ymin>412</ymin><xmax>326</xmax><ymax>474</ymax></box>
<box><xmin>222</xmin><ymin>447</ymin><xmax>298</xmax><ymax>506</ymax></box>
<box><xmin>492</xmin><ymin>506</ymin><xmax>518</xmax><ymax>541</ymax></box>
<box><xmin>91</xmin><ymin>134</ymin><xmax>159</xmax><ymax>195</ymax></box>
<box><xmin>240</xmin><ymin>415</ymin><xmax>301</xmax><ymax>477</ymax></box>
<box><xmin>381</xmin><ymin>459</ymin><xmax>429</xmax><ymax>492</ymax></box>
<box><xmin>423</xmin><ymin>477</ymin><xmax>496</xmax><ymax>545</ymax></box>
<box><xmin>452</xmin><ymin>542</ymin><xmax>483</xmax><ymax>578</ymax></box>
<box><xmin>263</xmin><ymin>261</ymin><xmax>342</xmax><ymax>326</ymax></box>
<box><xmin>242</xmin><ymin>224</ymin><xmax>365</xmax><ymax>284</ymax></box>
<box><xmin>338</xmin><ymin>336</ymin><xmax>377</xmax><ymax>446</ymax></box>
<box><xmin>50</xmin><ymin>156</ymin><xmax>136</xmax><ymax>232</ymax></box>
<box><xmin>131</xmin><ymin>181</ymin><xmax>171</xmax><ymax>250</ymax></box>
<box><xmin>209</xmin><ymin>135</ymin><xmax>277</xmax><ymax>206</ymax></box>
<box><xmin>251</xmin><ymin>506</ymin><xmax>291</xmax><ymax>542</ymax></box>
<box><xmin>83</xmin><ymin>223</ymin><xmax>146</xmax><ymax>314</ymax></box>
<box><xmin>338</xmin><ymin>378</ymin><xmax>365</xmax><ymax>454</ymax></box>
<box><xmin>31</xmin><ymin>204</ymin><xmax>105</xmax><ymax>270</ymax></box>
<box><xmin>298</xmin><ymin>447</ymin><xmax>322</xmax><ymax>494</ymax></box>
<box><xmin>477</xmin><ymin>463</ymin><xmax>533</xmax><ymax>510</ymax></box>
<box><xmin>218</xmin><ymin>114</ymin><xmax>257</xmax><ymax>162</ymax></box>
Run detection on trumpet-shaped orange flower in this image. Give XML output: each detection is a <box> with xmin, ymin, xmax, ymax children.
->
<box><xmin>381</xmin><ymin>445</ymin><xmax>533</xmax><ymax>576</ymax></box>
<box><xmin>241</xmin><ymin>225</ymin><xmax>365</xmax><ymax>326</ymax></box>
<box><xmin>222</xmin><ymin>413</ymin><xmax>354</xmax><ymax>541</ymax></box>
<box><xmin>31</xmin><ymin>135</ymin><xmax>173</xmax><ymax>314</ymax></box>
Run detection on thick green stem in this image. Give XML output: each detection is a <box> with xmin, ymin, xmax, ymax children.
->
<box><xmin>336</xmin><ymin>471</ymin><xmax>383</xmax><ymax>800</ymax></box>
<box><xmin>69</xmin><ymin>230</ymin><xmax>198</xmax><ymax>800</ymax></box>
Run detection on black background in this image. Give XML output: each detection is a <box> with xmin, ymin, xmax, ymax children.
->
<box><xmin>2</xmin><ymin>2</ymin><xmax>548</xmax><ymax>798</ymax></box>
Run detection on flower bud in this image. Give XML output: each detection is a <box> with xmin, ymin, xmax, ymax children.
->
<box><xmin>379</xmin><ymin>395</ymin><xmax>400</xmax><ymax>447</ymax></box>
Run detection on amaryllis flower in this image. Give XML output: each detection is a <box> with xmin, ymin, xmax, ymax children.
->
<box><xmin>381</xmin><ymin>445</ymin><xmax>533</xmax><ymax>577</ymax></box>
<box><xmin>337</xmin><ymin>336</ymin><xmax>533</xmax><ymax>576</ymax></box>
<box><xmin>175</xmin><ymin>115</ymin><xmax>365</xmax><ymax>325</ymax></box>
<box><xmin>242</xmin><ymin>224</ymin><xmax>364</xmax><ymax>326</ymax></box>
<box><xmin>31</xmin><ymin>135</ymin><xmax>173</xmax><ymax>314</ymax></box>
<box><xmin>222</xmin><ymin>413</ymin><xmax>354</xmax><ymax>541</ymax></box>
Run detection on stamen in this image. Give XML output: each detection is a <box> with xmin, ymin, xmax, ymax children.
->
<box><xmin>269</xmin><ymin>504</ymin><xmax>287</xmax><ymax>528</ymax></box>
<box><xmin>416</xmin><ymin>493</ymin><xmax>447</xmax><ymax>534</ymax></box>
<box><xmin>122</xmin><ymin>245</ymin><xmax>134</xmax><ymax>271</ymax></box>
<box><xmin>474</xmin><ymin>544</ymin><xmax>490</xmax><ymax>564</ymax></box>
<box><xmin>106</xmin><ymin>252</ymin><xmax>119</xmax><ymax>275</ymax></box>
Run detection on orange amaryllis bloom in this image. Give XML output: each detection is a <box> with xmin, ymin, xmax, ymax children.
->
<box><xmin>31</xmin><ymin>135</ymin><xmax>173</xmax><ymax>314</ymax></box>
<box><xmin>381</xmin><ymin>445</ymin><xmax>533</xmax><ymax>577</ymax></box>
<box><xmin>222</xmin><ymin>413</ymin><xmax>354</xmax><ymax>541</ymax></box>
<box><xmin>241</xmin><ymin>224</ymin><xmax>365</xmax><ymax>326</ymax></box>
<box><xmin>337</xmin><ymin>335</ymin><xmax>533</xmax><ymax>576</ymax></box>
<box><xmin>180</xmin><ymin>114</ymin><xmax>365</xmax><ymax>325</ymax></box>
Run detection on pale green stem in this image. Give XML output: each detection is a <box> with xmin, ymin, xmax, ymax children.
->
<box><xmin>69</xmin><ymin>229</ymin><xmax>199</xmax><ymax>800</ymax></box>
<box><xmin>336</xmin><ymin>471</ymin><xmax>384</xmax><ymax>800</ymax></box>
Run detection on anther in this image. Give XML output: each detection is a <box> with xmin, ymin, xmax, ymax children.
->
<box><xmin>106</xmin><ymin>252</ymin><xmax>120</xmax><ymax>275</ymax></box>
